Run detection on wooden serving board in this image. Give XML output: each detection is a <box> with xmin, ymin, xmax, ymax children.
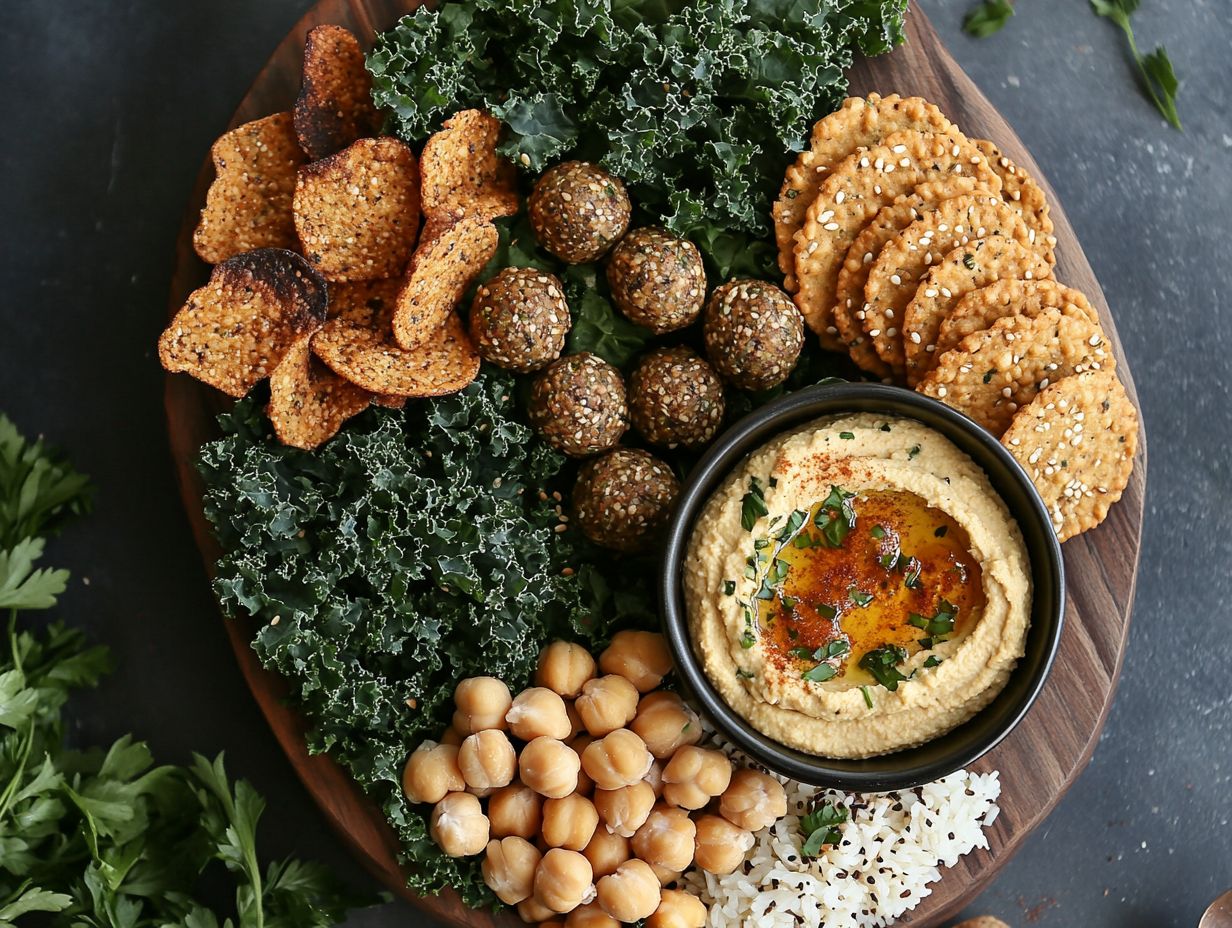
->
<box><xmin>164</xmin><ymin>3</ymin><xmax>1148</xmax><ymax>926</ymax></box>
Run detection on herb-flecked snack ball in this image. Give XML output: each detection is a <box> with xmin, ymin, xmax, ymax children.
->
<box><xmin>606</xmin><ymin>227</ymin><xmax>706</xmax><ymax>334</ymax></box>
<box><xmin>572</xmin><ymin>448</ymin><xmax>680</xmax><ymax>553</ymax></box>
<box><xmin>527</xmin><ymin>353</ymin><xmax>628</xmax><ymax>458</ymax></box>
<box><xmin>529</xmin><ymin>162</ymin><xmax>631</xmax><ymax>264</ymax></box>
<box><xmin>628</xmin><ymin>347</ymin><xmax>725</xmax><ymax>450</ymax></box>
<box><xmin>469</xmin><ymin>267</ymin><xmax>571</xmax><ymax>373</ymax></box>
<box><xmin>703</xmin><ymin>278</ymin><xmax>804</xmax><ymax>391</ymax></box>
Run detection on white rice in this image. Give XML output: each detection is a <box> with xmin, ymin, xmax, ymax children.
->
<box><xmin>684</xmin><ymin>727</ymin><xmax>1001</xmax><ymax>928</ymax></box>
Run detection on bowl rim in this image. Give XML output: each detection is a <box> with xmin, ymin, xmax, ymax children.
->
<box><xmin>657</xmin><ymin>381</ymin><xmax>1065</xmax><ymax>791</ymax></box>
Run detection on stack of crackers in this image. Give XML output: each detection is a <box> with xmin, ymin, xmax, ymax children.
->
<box><xmin>159</xmin><ymin>26</ymin><xmax>515</xmax><ymax>449</ymax></box>
<box><xmin>775</xmin><ymin>95</ymin><xmax>1137</xmax><ymax>541</ymax></box>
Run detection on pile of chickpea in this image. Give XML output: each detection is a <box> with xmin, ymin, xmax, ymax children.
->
<box><xmin>401</xmin><ymin>630</ymin><xmax>789</xmax><ymax>928</ymax></box>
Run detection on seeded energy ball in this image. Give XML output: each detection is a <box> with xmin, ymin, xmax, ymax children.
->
<box><xmin>606</xmin><ymin>228</ymin><xmax>706</xmax><ymax>334</ymax></box>
<box><xmin>528</xmin><ymin>353</ymin><xmax>628</xmax><ymax>457</ymax></box>
<box><xmin>629</xmin><ymin>347</ymin><xmax>725</xmax><ymax>450</ymax></box>
<box><xmin>530</xmin><ymin>162</ymin><xmax>631</xmax><ymax>264</ymax></box>
<box><xmin>573</xmin><ymin>448</ymin><xmax>679</xmax><ymax>553</ymax></box>
<box><xmin>704</xmin><ymin>279</ymin><xmax>804</xmax><ymax>391</ymax></box>
<box><xmin>470</xmin><ymin>268</ymin><xmax>571</xmax><ymax>373</ymax></box>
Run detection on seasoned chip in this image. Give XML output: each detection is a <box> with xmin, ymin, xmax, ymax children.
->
<box><xmin>313</xmin><ymin>291</ymin><xmax>480</xmax><ymax>398</ymax></box>
<box><xmin>1001</xmin><ymin>370</ymin><xmax>1138</xmax><ymax>541</ymax></box>
<box><xmin>917</xmin><ymin>308</ymin><xmax>1115</xmax><ymax>435</ymax></box>
<box><xmin>372</xmin><ymin>393</ymin><xmax>408</xmax><ymax>409</ymax></box>
<box><xmin>902</xmin><ymin>239</ymin><xmax>1053</xmax><ymax>386</ymax></box>
<box><xmin>293</xmin><ymin>25</ymin><xmax>381</xmax><ymax>160</ymax></box>
<box><xmin>420</xmin><ymin>109</ymin><xmax>519</xmax><ymax>225</ymax></box>
<box><xmin>935</xmin><ymin>279</ymin><xmax>1100</xmax><ymax>360</ymax></box>
<box><xmin>159</xmin><ymin>248</ymin><xmax>328</xmax><ymax>397</ymax></box>
<box><xmin>267</xmin><ymin>335</ymin><xmax>371</xmax><ymax>449</ymax></box>
<box><xmin>392</xmin><ymin>215</ymin><xmax>499</xmax><ymax>350</ymax></box>
<box><xmin>975</xmin><ymin>139</ymin><xmax>1056</xmax><ymax>250</ymax></box>
<box><xmin>193</xmin><ymin>113</ymin><xmax>307</xmax><ymax>264</ymax></box>
<box><xmin>793</xmin><ymin>130</ymin><xmax>1002</xmax><ymax>349</ymax></box>
<box><xmin>322</xmin><ymin>280</ymin><xmax>412</xmax><ymax>410</ymax></box>
<box><xmin>862</xmin><ymin>195</ymin><xmax>1046</xmax><ymax>376</ymax></box>
<box><xmin>774</xmin><ymin>95</ymin><xmax>956</xmax><ymax>292</ymax></box>
<box><xmin>294</xmin><ymin>136</ymin><xmax>421</xmax><ymax>281</ymax></box>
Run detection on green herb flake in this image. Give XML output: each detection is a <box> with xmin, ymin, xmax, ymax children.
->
<box><xmin>736</xmin><ymin>667</ymin><xmax>755</xmax><ymax>680</ymax></box>
<box><xmin>935</xmin><ymin>525</ymin><xmax>949</xmax><ymax>538</ymax></box>
<box><xmin>871</xmin><ymin>525</ymin><xmax>887</xmax><ymax>540</ymax></box>
<box><xmin>849</xmin><ymin>587</ymin><xmax>874</xmax><ymax>608</ymax></box>
<box><xmin>741</xmin><ymin>476</ymin><xmax>770</xmax><ymax>531</ymax></box>
<box><xmin>983</xmin><ymin>369</ymin><xmax>995</xmax><ymax>384</ymax></box>
<box><xmin>923</xmin><ymin>655</ymin><xmax>944</xmax><ymax>668</ymax></box>
<box><xmin>907</xmin><ymin>444</ymin><xmax>922</xmax><ymax>460</ymax></box>
<box><xmin>861</xmin><ymin>685</ymin><xmax>875</xmax><ymax>709</ymax></box>
<box><xmin>963</xmin><ymin>0</ymin><xmax>1014</xmax><ymax>38</ymax></box>
<box><xmin>839</xmin><ymin>431</ymin><xmax>856</xmax><ymax>440</ymax></box>
<box><xmin>723</xmin><ymin>580</ymin><xmax>736</xmax><ymax>596</ymax></box>
<box><xmin>859</xmin><ymin>644</ymin><xmax>910</xmax><ymax>691</ymax></box>
<box><xmin>802</xmin><ymin>662</ymin><xmax>838</xmax><ymax>683</ymax></box>
<box><xmin>813</xmin><ymin>486</ymin><xmax>857</xmax><ymax>547</ymax></box>
<box><xmin>800</xmin><ymin>800</ymin><xmax>849</xmax><ymax>856</ymax></box>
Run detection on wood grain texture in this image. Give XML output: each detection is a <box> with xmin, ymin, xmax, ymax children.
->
<box><xmin>164</xmin><ymin>3</ymin><xmax>1147</xmax><ymax>926</ymax></box>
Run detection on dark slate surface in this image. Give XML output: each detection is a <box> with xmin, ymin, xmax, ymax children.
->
<box><xmin>1</xmin><ymin>1</ymin><xmax>1227</xmax><ymax>925</ymax></box>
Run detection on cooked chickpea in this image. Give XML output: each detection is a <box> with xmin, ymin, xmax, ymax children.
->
<box><xmin>569</xmin><ymin>736</ymin><xmax>595</xmax><ymax>796</ymax></box>
<box><xmin>644</xmin><ymin>760</ymin><xmax>665</xmax><ymax>798</ymax></box>
<box><xmin>540</xmin><ymin>922</ymin><xmax>565</xmax><ymax>928</ymax></box>
<box><xmin>402</xmin><ymin>742</ymin><xmax>465</xmax><ymax>805</ymax></box>
<box><xmin>692</xmin><ymin>814</ymin><xmax>754</xmax><ymax>875</ymax></box>
<box><xmin>507</xmin><ymin>687</ymin><xmax>573</xmax><ymax>741</ymax></box>
<box><xmin>453</xmin><ymin>676</ymin><xmax>513</xmax><ymax>733</ymax></box>
<box><xmin>537</xmin><ymin>641</ymin><xmax>597</xmax><ymax>697</ymax></box>
<box><xmin>593</xmin><ymin>781</ymin><xmax>655</xmax><ymax>837</ymax></box>
<box><xmin>489</xmin><ymin>783</ymin><xmax>543</xmax><ymax>839</ymax></box>
<box><xmin>520</xmin><ymin>737</ymin><xmax>581</xmax><ymax>799</ymax></box>
<box><xmin>574</xmin><ymin>675</ymin><xmax>639</xmax><ymax>736</ymax></box>
<box><xmin>595</xmin><ymin>859</ymin><xmax>660</xmax><ymax>922</ymax></box>
<box><xmin>630</xmin><ymin>691</ymin><xmax>702</xmax><ymax>759</ymax></box>
<box><xmin>582</xmin><ymin>730</ymin><xmax>653</xmax><ymax>790</ymax></box>
<box><xmin>429</xmin><ymin>792</ymin><xmax>489</xmax><ymax>857</ymax></box>
<box><xmin>598</xmin><ymin>631</ymin><xmax>673</xmax><ymax>693</ymax></box>
<box><xmin>661</xmin><ymin>746</ymin><xmax>731</xmax><ymax>810</ymax></box>
<box><xmin>647</xmin><ymin>889</ymin><xmax>707</xmax><ymax>928</ymax></box>
<box><xmin>631</xmin><ymin>805</ymin><xmax>695</xmax><ymax>873</ymax></box>
<box><xmin>719</xmin><ymin>768</ymin><xmax>787</xmax><ymax>832</ymax></box>
<box><xmin>483</xmin><ymin>836</ymin><xmax>542</xmax><ymax>905</ymax></box>
<box><xmin>582</xmin><ymin>829</ymin><xmax>630</xmax><ymax>879</ymax></box>
<box><xmin>564</xmin><ymin>902</ymin><xmax>619</xmax><ymax>928</ymax></box>
<box><xmin>648</xmin><ymin>863</ymin><xmax>681</xmax><ymax>886</ymax></box>
<box><xmin>518</xmin><ymin>896</ymin><xmax>558</xmax><ymax>924</ymax></box>
<box><xmin>543</xmin><ymin>793</ymin><xmax>600</xmax><ymax>850</ymax></box>
<box><xmin>565</xmin><ymin>701</ymin><xmax>585</xmax><ymax>740</ymax></box>
<box><xmin>534</xmin><ymin>848</ymin><xmax>595</xmax><ymax>914</ymax></box>
<box><xmin>458</xmin><ymin>729</ymin><xmax>517</xmax><ymax>791</ymax></box>
<box><xmin>440</xmin><ymin>726</ymin><xmax>464</xmax><ymax>746</ymax></box>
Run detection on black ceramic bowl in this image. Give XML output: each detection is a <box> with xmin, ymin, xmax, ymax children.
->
<box><xmin>659</xmin><ymin>382</ymin><xmax>1064</xmax><ymax>791</ymax></box>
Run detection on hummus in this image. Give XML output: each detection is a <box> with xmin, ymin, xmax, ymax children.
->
<box><xmin>684</xmin><ymin>413</ymin><xmax>1031</xmax><ymax>758</ymax></box>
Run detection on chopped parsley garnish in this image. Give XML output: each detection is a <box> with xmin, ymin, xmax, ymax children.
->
<box><xmin>848</xmin><ymin>587</ymin><xmax>874</xmax><ymax>607</ymax></box>
<box><xmin>859</xmin><ymin>644</ymin><xmax>910</xmax><ymax>690</ymax></box>
<box><xmin>781</xmin><ymin>595</ymin><xmax>799</xmax><ymax>610</ymax></box>
<box><xmin>775</xmin><ymin>509</ymin><xmax>808</xmax><ymax>543</ymax></box>
<box><xmin>934</xmin><ymin>525</ymin><xmax>949</xmax><ymax>538</ymax></box>
<box><xmin>871</xmin><ymin>524</ymin><xmax>886</xmax><ymax>540</ymax></box>
<box><xmin>755</xmin><ymin>578</ymin><xmax>776</xmax><ymax>601</ymax></box>
<box><xmin>741</xmin><ymin>476</ymin><xmax>769</xmax><ymax>530</ymax></box>
<box><xmin>802</xmin><ymin>662</ymin><xmax>838</xmax><ymax>682</ymax></box>
<box><xmin>1091</xmin><ymin>0</ymin><xmax>1182</xmax><ymax>130</ymax></box>
<box><xmin>902</xmin><ymin>556</ymin><xmax>923</xmax><ymax>590</ymax></box>
<box><xmin>736</xmin><ymin>667</ymin><xmax>755</xmax><ymax>680</ymax></box>
<box><xmin>907</xmin><ymin>599</ymin><xmax>958</xmax><ymax>636</ymax></box>
<box><xmin>813</xmin><ymin>486</ymin><xmax>856</xmax><ymax>547</ymax></box>
<box><xmin>791</xmin><ymin>639</ymin><xmax>850</xmax><ymax>663</ymax></box>
<box><xmin>800</xmin><ymin>800</ymin><xmax>849</xmax><ymax>856</ymax></box>
<box><xmin>839</xmin><ymin>431</ymin><xmax>855</xmax><ymax>440</ymax></box>
<box><xmin>740</xmin><ymin>630</ymin><xmax>756</xmax><ymax>649</ymax></box>
<box><xmin>861</xmin><ymin>685</ymin><xmax>875</xmax><ymax>708</ymax></box>
<box><xmin>880</xmin><ymin>423</ymin><xmax>892</xmax><ymax>432</ymax></box>
<box><xmin>768</xmin><ymin>558</ymin><xmax>790</xmax><ymax>584</ymax></box>
<box><xmin>923</xmin><ymin>655</ymin><xmax>944</xmax><ymax>668</ymax></box>
<box><xmin>963</xmin><ymin>0</ymin><xmax>1014</xmax><ymax>37</ymax></box>
<box><xmin>816</xmin><ymin>603</ymin><xmax>838</xmax><ymax>621</ymax></box>
<box><xmin>907</xmin><ymin>444</ymin><xmax>922</xmax><ymax>460</ymax></box>
<box><xmin>983</xmin><ymin>369</ymin><xmax>995</xmax><ymax>384</ymax></box>
<box><xmin>723</xmin><ymin>580</ymin><xmax>736</xmax><ymax>596</ymax></box>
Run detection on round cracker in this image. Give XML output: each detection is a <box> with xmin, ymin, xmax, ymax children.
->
<box><xmin>773</xmin><ymin>94</ymin><xmax>956</xmax><ymax>292</ymax></box>
<box><xmin>293</xmin><ymin>25</ymin><xmax>381</xmax><ymax>161</ymax></box>
<box><xmin>267</xmin><ymin>334</ymin><xmax>371</xmax><ymax>450</ymax></box>
<box><xmin>935</xmin><ymin>279</ymin><xmax>1099</xmax><ymax>361</ymax></box>
<box><xmin>916</xmin><ymin>308</ymin><xmax>1115</xmax><ymax>435</ymax></box>
<box><xmin>862</xmin><ymin>195</ymin><xmax>1047</xmax><ymax>375</ymax></box>
<box><xmin>294</xmin><ymin>136</ymin><xmax>421</xmax><ymax>282</ymax></box>
<box><xmin>975</xmin><ymin>139</ymin><xmax>1056</xmax><ymax>250</ymax></box>
<box><xmin>793</xmin><ymin>130</ymin><xmax>1002</xmax><ymax>350</ymax></box>
<box><xmin>1001</xmin><ymin>370</ymin><xmax>1137</xmax><ymax>542</ymax></box>
<box><xmin>902</xmin><ymin>239</ymin><xmax>1053</xmax><ymax>386</ymax></box>
<box><xmin>420</xmin><ymin>108</ymin><xmax>519</xmax><ymax>226</ymax></box>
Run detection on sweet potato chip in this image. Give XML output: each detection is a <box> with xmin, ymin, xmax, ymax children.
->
<box><xmin>267</xmin><ymin>335</ymin><xmax>371</xmax><ymax>449</ymax></box>
<box><xmin>392</xmin><ymin>215</ymin><xmax>499</xmax><ymax>350</ymax></box>
<box><xmin>193</xmin><ymin>113</ymin><xmax>307</xmax><ymax>264</ymax></box>
<box><xmin>293</xmin><ymin>25</ymin><xmax>381</xmax><ymax>161</ymax></box>
<box><xmin>294</xmin><ymin>136</ymin><xmax>421</xmax><ymax>282</ymax></box>
<box><xmin>419</xmin><ymin>109</ymin><xmax>519</xmax><ymax>225</ymax></box>
<box><xmin>159</xmin><ymin>248</ymin><xmax>328</xmax><ymax>397</ymax></box>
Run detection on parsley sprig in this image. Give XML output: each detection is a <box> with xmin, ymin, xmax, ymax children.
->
<box><xmin>1091</xmin><ymin>0</ymin><xmax>1181</xmax><ymax>129</ymax></box>
<box><xmin>800</xmin><ymin>799</ymin><xmax>849</xmax><ymax>856</ymax></box>
<box><xmin>963</xmin><ymin>0</ymin><xmax>1014</xmax><ymax>37</ymax></box>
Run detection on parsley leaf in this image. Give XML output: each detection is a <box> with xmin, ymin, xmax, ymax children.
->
<box><xmin>1090</xmin><ymin>0</ymin><xmax>1182</xmax><ymax>129</ymax></box>
<box><xmin>741</xmin><ymin>477</ymin><xmax>770</xmax><ymax>531</ymax></box>
<box><xmin>859</xmin><ymin>644</ymin><xmax>910</xmax><ymax>691</ymax></box>
<box><xmin>963</xmin><ymin>0</ymin><xmax>1014</xmax><ymax>36</ymax></box>
<box><xmin>800</xmin><ymin>800</ymin><xmax>849</xmax><ymax>856</ymax></box>
<box><xmin>813</xmin><ymin>486</ymin><xmax>856</xmax><ymax>547</ymax></box>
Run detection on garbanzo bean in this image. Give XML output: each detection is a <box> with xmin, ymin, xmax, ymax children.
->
<box><xmin>593</xmin><ymin>781</ymin><xmax>656</xmax><ymax>838</ymax></box>
<box><xmin>574</xmin><ymin>675</ymin><xmax>639</xmax><ymax>736</ymax></box>
<box><xmin>483</xmin><ymin>836</ymin><xmax>541</xmax><ymax>905</ymax></box>
<box><xmin>564</xmin><ymin>901</ymin><xmax>620</xmax><ymax>928</ymax></box>
<box><xmin>507</xmin><ymin>687</ymin><xmax>573</xmax><ymax>741</ymax></box>
<box><xmin>453</xmin><ymin>676</ymin><xmax>513</xmax><ymax>733</ymax></box>
<box><xmin>661</xmin><ymin>746</ymin><xmax>731</xmax><ymax>810</ymax></box>
<box><xmin>569</xmin><ymin>736</ymin><xmax>595</xmax><ymax>796</ymax></box>
<box><xmin>566</xmin><ymin>701</ymin><xmax>585</xmax><ymax>740</ymax></box>
<box><xmin>402</xmin><ymin>742</ymin><xmax>465</xmax><ymax>805</ymax></box>
<box><xmin>631</xmin><ymin>805</ymin><xmax>695</xmax><ymax>873</ymax></box>
<box><xmin>537</xmin><ymin>641</ymin><xmax>597</xmax><ymax>697</ymax></box>
<box><xmin>598</xmin><ymin>631</ymin><xmax>673</xmax><ymax>693</ymax></box>
<box><xmin>489</xmin><ymin>783</ymin><xmax>543</xmax><ymax>839</ymax></box>
<box><xmin>582</xmin><ymin>829</ymin><xmax>630</xmax><ymax>879</ymax></box>
<box><xmin>533</xmin><ymin>848</ymin><xmax>595</xmax><ymax>914</ymax></box>
<box><xmin>429</xmin><ymin>792</ymin><xmax>489</xmax><ymax>857</ymax></box>
<box><xmin>543</xmin><ymin>793</ymin><xmax>600</xmax><ymax>850</ymax></box>
<box><xmin>458</xmin><ymin>729</ymin><xmax>517</xmax><ymax>791</ymax></box>
<box><xmin>518</xmin><ymin>896</ymin><xmax>558</xmax><ymax>924</ymax></box>
<box><xmin>648</xmin><ymin>862</ymin><xmax>680</xmax><ymax>886</ymax></box>
<box><xmin>692</xmin><ymin>814</ymin><xmax>754</xmax><ymax>875</ymax></box>
<box><xmin>582</xmin><ymin>730</ymin><xmax>653</xmax><ymax>790</ymax></box>
<box><xmin>595</xmin><ymin>859</ymin><xmax>660</xmax><ymax>922</ymax></box>
<box><xmin>630</xmin><ymin>691</ymin><xmax>702</xmax><ymax>759</ymax></box>
<box><xmin>647</xmin><ymin>889</ymin><xmax>707</xmax><ymax>928</ymax></box>
<box><xmin>718</xmin><ymin>767</ymin><xmax>787</xmax><ymax>832</ymax></box>
<box><xmin>440</xmin><ymin>726</ymin><xmax>464</xmax><ymax>746</ymax></box>
<box><xmin>645</xmin><ymin>759</ymin><xmax>664</xmax><ymax>798</ymax></box>
<box><xmin>520</xmin><ymin>737</ymin><xmax>581</xmax><ymax>799</ymax></box>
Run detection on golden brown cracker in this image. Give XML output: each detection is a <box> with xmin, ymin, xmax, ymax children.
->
<box><xmin>975</xmin><ymin>139</ymin><xmax>1055</xmax><ymax>250</ymax></box>
<box><xmin>159</xmin><ymin>248</ymin><xmax>328</xmax><ymax>397</ymax></box>
<box><xmin>935</xmin><ymin>279</ymin><xmax>1099</xmax><ymax>360</ymax></box>
<box><xmin>267</xmin><ymin>334</ymin><xmax>371</xmax><ymax>449</ymax></box>
<box><xmin>774</xmin><ymin>95</ymin><xmax>956</xmax><ymax>292</ymax></box>
<box><xmin>902</xmin><ymin>239</ymin><xmax>1053</xmax><ymax>386</ymax></box>
<box><xmin>293</xmin><ymin>25</ymin><xmax>381</xmax><ymax>161</ymax></box>
<box><xmin>420</xmin><ymin>109</ymin><xmax>519</xmax><ymax>225</ymax></box>
<box><xmin>917</xmin><ymin>308</ymin><xmax>1115</xmax><ymax>435</ymax></box>
<box><xmin>1001</xmin><ymin>370</ymin><xmax>1137</xmax><ymax>541</ymax></box>
<box><xmin>392</xmin><ymin>214</ymin><xmax>499</xmax><ymax>350</ymax></box>
<box><xmin>793</xmin><ymin>130</ymin><xmax>1002</xmax><ymax>350</ymax></box>
<box><xmin>193</xmin><ymin>113</ymin><xmax>307</xmax><ymax>264</ymax></box>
